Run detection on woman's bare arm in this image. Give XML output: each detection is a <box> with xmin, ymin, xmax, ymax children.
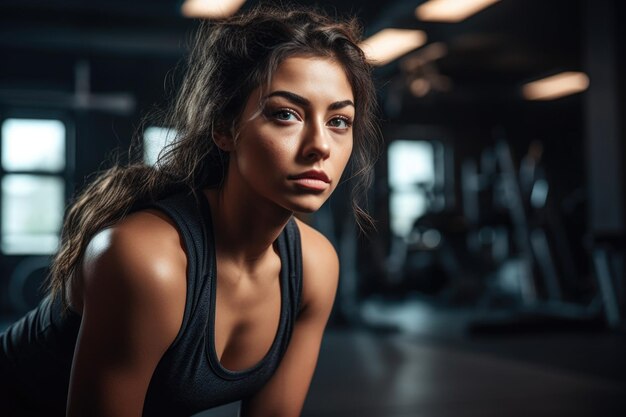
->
<box><xmin>66</xmin><ymin>211</ymin><xmax>187</xmax><ymax>417</ymax></box>
<box><xmin>240</xmin><ymin>220</ymin><xmax>339</xmax><ymax>417</ymax></box>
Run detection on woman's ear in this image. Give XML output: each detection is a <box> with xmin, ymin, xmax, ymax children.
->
<box><xmin>213</xmin><ymin>131</ymin><xmax>235</xmax><ymax>152</ymax></box>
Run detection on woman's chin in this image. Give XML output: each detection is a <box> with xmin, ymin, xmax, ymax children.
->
<box><xmin>282</xmin><ymin>198</ymin><xmax>326</xmax><ymax>215</ymax></box>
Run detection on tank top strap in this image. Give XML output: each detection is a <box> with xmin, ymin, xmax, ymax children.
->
<box><xmin>281</xmin><ymin>218</ymin><xmax>303</xmax><ymax>319</ymax></box>
<box><xmin>142</xmin><ymin>190</ymin><xmax>212</xmax><ymax>348</ymax></box>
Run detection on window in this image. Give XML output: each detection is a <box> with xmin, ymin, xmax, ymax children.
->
<box><xmin>1</xmin><ymin>118</ymin><xmax>66</xmax><ymax>254</ymax></box>
<box><xmin>388</xmin><ymin>140</ymin><xmax>443</xmax><ymax>237</ymax></box>
<box><xmin>143</xmin><ymin>126</ymin><xmax>178</xmax><ymax>166</ymax></box>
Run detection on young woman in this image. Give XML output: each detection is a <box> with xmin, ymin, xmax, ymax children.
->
<box><xmin>0</xmin><ymin>5</ymin><xmax>379</xmax><ymax>416</ymax></box>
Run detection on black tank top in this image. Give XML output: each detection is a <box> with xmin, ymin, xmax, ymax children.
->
<box><xmin>0</xmin><ymin>191</ymin><xmax>303</xmax><ymax>416</ymax></box>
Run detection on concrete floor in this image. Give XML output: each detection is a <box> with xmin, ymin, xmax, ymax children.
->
<box><xmin>305</xmin><ymin>330</ymin><xmax>625</xmax><ymax>417</ymax></box>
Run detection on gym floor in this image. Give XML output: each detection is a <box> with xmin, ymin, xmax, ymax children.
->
<box><xmin>198</xmin><ymin>299</ymin><xmax>626</xmax><ymax>417</ymax></box>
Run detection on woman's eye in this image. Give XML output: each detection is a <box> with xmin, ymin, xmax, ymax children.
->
<box><xmin>272</xmin><ymin>109</ymin><xmax>299</xmax><ymax>122</ymax></box>
<box><xmin>328</xmin><ymin>117</ymin><xmax>352</xmax><ymax>129</ymax></box>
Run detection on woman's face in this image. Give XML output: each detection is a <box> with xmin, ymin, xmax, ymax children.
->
<box><xmin>224</xmin><ymin>56</ymin><xmax>355</xmax><ymax>213</ymax></box>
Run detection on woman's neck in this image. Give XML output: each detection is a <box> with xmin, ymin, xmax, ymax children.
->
<box><xmin>203</xmin><ymin>184</ymin><xmax>292</xmax><ymax>271</ymax></box>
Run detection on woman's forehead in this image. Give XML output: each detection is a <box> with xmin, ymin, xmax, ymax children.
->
<box><xmin>265</xmin><ymin>56</ymin><xmax>354</xmax><ymax>102</ymax></box>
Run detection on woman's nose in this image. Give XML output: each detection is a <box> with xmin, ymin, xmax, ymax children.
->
<box><xmin>302</xmin><ymin>122</ymin><xmax>331</xmax><ymax>161</ymax></box>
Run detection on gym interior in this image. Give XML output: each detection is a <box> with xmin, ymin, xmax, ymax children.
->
<box><xmin>1</xmin><ymin>0</ymin><xmax>625</xmax><ymax>415</ymax></box>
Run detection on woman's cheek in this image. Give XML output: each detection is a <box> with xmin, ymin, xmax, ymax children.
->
<box><xmin>339</xmin><ymin>139</ymin><xmax>354</xmax><ymax>170</ymax></box>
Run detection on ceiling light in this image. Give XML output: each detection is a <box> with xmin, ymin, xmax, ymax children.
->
<box><xmin>416</xmin><ymin>0</ymin><xmax>501</xmax><ymax>23</ymax></box>
<box><xmin>181</xmin><ymin>0</ymin><xmax>246</xmax><ymax>19</ymax></box>
<box><xmin>522</xmin><ymin>72</ymin><xmax>590</xmax><ymax>101</ymax></box>
<box><xmin>401</xmin><ymin>42</ymin><xmax>448</xmax><ymax>71</ymax></box>
<box><xmin>360</xmin><ymin>29</ymin><xmax>427</xmax><ymax>66</ymax></box>
<box><xmin>410</xmin><ymin>78</ymin><xmax>431</xmax><ymax>97</ymax></box>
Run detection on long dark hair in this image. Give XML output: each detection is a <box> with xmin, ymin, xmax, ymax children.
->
<box><xmin>48</xmin><ymin>4</ymin><xmax>380</xmax><ymax>308</ymax></box>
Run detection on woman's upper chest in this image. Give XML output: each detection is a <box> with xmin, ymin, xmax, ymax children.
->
<box><xmin>212</xmin><ymin>249</ymin><xmax>284</xmax><ymax>372</ymax></box>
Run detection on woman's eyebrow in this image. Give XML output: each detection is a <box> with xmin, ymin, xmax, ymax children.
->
<box><xmin>266</xmin><ymin>91</ymin><xmax>355</xmax><ymax>110</ymax></box>
<box><xmin>328</xmin><ymin>100</ymin><xmax>355</xmax><ymax>110</ymax></box>
<box><xmin>266</xmin><ymin>91</ymin><xmax>309</xmax><ymax>106</ymax></box>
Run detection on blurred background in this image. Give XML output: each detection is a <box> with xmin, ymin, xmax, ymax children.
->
<box><xmin>0</xmin><ymin>0</ymin><xmax>625</xmax><ymax>416</ymax></box>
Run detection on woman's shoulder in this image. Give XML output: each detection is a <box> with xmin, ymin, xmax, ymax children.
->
<box><xmin>83</xmin><ymin>209</ymin><xmax>187</xmax><ymax>279</ymax></box>
<box><xmin>292</xmin><ymin>218</ymin><xmax>339</xmax><ymax>314</ymax></box>
<box><xmin>292</xmin><ymin>218</ymin><xmax>338</xmax><ymax>266</ymax></box>
<box><xmin>68</xmin><ymin>210</ymin><xmax>188</xmax><ymax>410</ymax></box>
<box><xmin>79</xmin><ymin>209</ymin><xmax>188</xmax><ymax>318</ymax></box>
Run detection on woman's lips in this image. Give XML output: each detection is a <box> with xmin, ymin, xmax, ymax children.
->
<box><xmin>289</xmin><ymin>170</ymin><xmax>331</xmax><ymax>191</ymax></box>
